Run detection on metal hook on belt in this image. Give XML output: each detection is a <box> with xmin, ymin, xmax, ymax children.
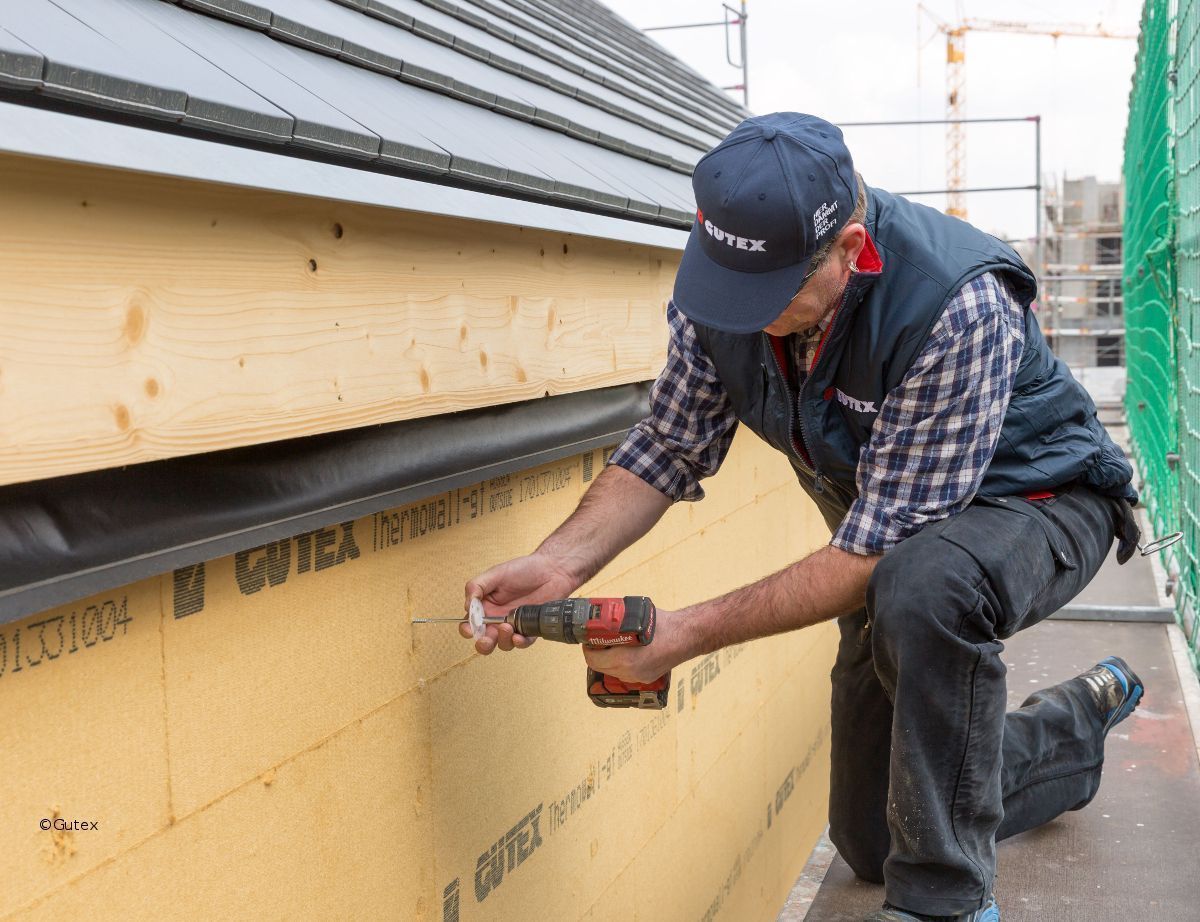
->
<box><xmin>1139</xmin><ymin>532</ymin><xmax>1183</xmax><ymax>556</ymax></box>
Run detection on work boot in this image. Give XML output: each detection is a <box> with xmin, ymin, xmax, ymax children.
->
<box><xmin>1077</xmin><ymin>655</ymin><xmax>1145</xmax><ymax>735</ymax></box>
<box><xmin>863</xmin><ymin>894</ymin><xmax>1000</xmax><ymax>921</ymax></box>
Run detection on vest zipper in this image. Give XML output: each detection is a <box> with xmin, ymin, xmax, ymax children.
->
<box><xmin>790</xmin><ymin>284</ymin><xmax>854</xmax><ymax>494</ymax></box>
<box><xmin>766</xmin><ymin>336</ymin><xmax>816</xmax><ymax>477</ymax></box>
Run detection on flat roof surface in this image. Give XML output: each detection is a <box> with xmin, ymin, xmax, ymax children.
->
<box><xmin>784</xmin><ymin>542</ymin><xmax>1200</xmax><ymax>921</ymax></box>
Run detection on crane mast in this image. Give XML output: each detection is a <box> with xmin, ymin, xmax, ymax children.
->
<box><xmin>918</xmin><ymin>4</ymin><xmax>1135</xmax><ymax>220</ymax></box>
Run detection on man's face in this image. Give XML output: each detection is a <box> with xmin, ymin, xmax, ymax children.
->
<box><xmin>761</xmin><ymin>255</ymin><xmax>846</xmax><ymax>336</ymax></box>
<box><xmin>761</xmin><ymin>222</ymin><xmax>865</xmax><ymax>336</ymax></box>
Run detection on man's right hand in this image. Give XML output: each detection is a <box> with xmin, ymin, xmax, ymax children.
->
<box><xmin>461</xmin><ymin>552</ymin><xmax>581</xmax><ymax>654</ymax></box>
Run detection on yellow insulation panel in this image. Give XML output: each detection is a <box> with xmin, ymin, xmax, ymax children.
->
<box><xmin>0</xmin><ymin>430</ymin><xmax>836</xmax><ymax>921</ymax></box>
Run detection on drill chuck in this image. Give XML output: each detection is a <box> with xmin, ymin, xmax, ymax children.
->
<box><xmin>509</xmin><ymin>598</ymin><xmax>592</xmax><ymax>643</ymax></box>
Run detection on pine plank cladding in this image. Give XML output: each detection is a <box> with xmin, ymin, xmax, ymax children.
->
<box><xmin>0</xmin><ymin>153</ymin><xmax>677</xmax><ymax>485</ymax></box>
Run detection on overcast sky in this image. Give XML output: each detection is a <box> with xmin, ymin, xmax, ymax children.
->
<box><xmin>601</xmin><ymin>0</ymin><xmax>1141</xmax><ymax>241</ymax></box>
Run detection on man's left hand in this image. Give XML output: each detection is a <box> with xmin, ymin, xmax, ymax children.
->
<box><xmin>581</xmin><ymin>607</ymin><xmax>696</xmax><ymax>684</ymax></box>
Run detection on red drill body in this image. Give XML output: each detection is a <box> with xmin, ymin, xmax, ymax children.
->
<box><xmin>507</xmin><ymin>597</ymin><xmax>670</xmax><ymax>709</ymax></box>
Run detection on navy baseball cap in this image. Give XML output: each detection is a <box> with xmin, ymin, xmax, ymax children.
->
<box><xmin>674</xmin><ymin>113</ymin><xmax>858</xmax><ymax>334</ymax></box>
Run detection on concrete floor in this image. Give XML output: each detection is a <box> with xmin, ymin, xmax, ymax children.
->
<box><xmin>781</xmin><ymin>545</ymin><xmax>1200</xmax><ymax>920</ymax></box>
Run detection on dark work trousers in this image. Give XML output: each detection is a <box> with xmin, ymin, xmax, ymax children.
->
<box><xmin>827</xmin><ymin>483</ymin><xmax>1140</xmax><ymax>917</ymax></box>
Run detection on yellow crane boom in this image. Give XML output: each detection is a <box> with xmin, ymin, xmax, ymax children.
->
<box><xmin>918</xmin><ymin>4</ymin><xmax>1135</xmax><ymax>219</ymax></box>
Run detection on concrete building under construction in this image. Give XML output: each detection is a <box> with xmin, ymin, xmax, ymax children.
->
<box><xmin>1042</xmin><ymin>176</ymin><xmax>1126</xmax><ymax>370</ymax></box>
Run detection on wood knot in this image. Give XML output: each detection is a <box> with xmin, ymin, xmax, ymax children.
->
<box><xmin>124</xmin><ymin>302</ymin><xmax>146</xmax><ymax>345</ymax></box>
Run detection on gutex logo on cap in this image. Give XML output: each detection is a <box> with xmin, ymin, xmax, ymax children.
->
<box><xmin>697</xmin><ymin>209</ymin><xmax>766</xmax><ymax>252</ymax></box>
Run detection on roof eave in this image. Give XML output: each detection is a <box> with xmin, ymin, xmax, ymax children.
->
<box><xmin>0</xmin><ymin>99</ymin><xmax>690</xmax><ymax>251</ymax></box>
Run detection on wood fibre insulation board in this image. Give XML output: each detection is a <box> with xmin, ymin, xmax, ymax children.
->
<box><xmin>0</xmin><ymin>151</ymin><xmax>678</xmax><ymax>486</ymax></box>
<box><xmin>0</xmin><ymin>429</ymin><xmax>837</xmax><ymax>921</ymax></box>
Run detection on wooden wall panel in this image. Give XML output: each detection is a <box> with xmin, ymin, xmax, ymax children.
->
<box><xmin>0</xmin><ymin>153</ymin><xmax>679</xmax><ymax>486</ymax></box>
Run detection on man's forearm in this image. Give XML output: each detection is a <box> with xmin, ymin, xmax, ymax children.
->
<box><xmin>536</xmin><ymin>464</ymin><xmax>673</xmax><ymax>586</ymax></box>
<box><xmin>680</xmin><ymin>545</ymin><xmax>881</xmax><ymax>657</ymax></box>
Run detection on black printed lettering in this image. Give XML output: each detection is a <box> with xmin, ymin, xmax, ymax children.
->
<box><xmin>235</xmin><ymin>540</ymin><xmax>291</xmax><ymax>595</ymax></box>
<box><xmin>296</xmin><ymin>532</ymin><xmax>315</xmax><ymax>574</ymax></box>
<box><xmin>442</xmin><ymin>879</ymin><xmax>460</xmax><ymax>922</ymax></box>
<box><xmin>473</xmin><ymin>805</ymin><xmax>544</xmax><ymax>902</ymax></box>
<box><xmin>173</xmin><ymin>563</ymin><xmax>206</xmax><ymax>618</ymax></box>
<box><xmin>1</xmin><ymin>596</ymin><xmax>132</xmax><ymax>681</ymax></box>
<box><xmin>335</xmin><ymin>522</ymin><xmax>361</xmax><ymax>564</ymax></box>
<box><xmin>314</xmin><ymin>528</ymin><xmax>337</xmax><ymax>570</ymax></box>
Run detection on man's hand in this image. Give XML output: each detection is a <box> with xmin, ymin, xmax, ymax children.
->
<box><xmin>461</xmin><ymin>551</ymin><xmax>580</xmax><ymax>654</ymax></box>
<box><xmin>460</xmin><ymin>465</ymin><xmax>672</xmax><ymax>656</ymax></box>
<box><xmin>581</xmin><ymin>607</ymin><xmax>696</xmax><ymax>685</ymax></box>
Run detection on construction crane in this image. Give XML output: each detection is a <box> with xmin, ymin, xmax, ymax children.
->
<box><xmin>918</xmin><ymin>4</ymin><xmax>1136</xmax><ymax>219</ymax></box>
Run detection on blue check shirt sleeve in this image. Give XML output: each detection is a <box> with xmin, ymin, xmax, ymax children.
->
<box><xmin>831</xmin><ymin>272</ymin><xmax>1027</xmax><ymax>555</ymax></box>
<box><xmin>607</xmin><ymin>301</ymin><xmax>739</xmax><ymax>501</ymax></box>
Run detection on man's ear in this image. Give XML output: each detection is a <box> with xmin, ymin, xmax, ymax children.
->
<box><xmin>837</xmin><ymin>222</ymin><xmax>867</xmax><ymax>268</ymax></box>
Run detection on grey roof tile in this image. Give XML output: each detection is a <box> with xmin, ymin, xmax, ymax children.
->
<box><xmin>253</xmin><ymin>0</ymin><xmax>708</xmax><ymax>164</ymax></box>
<box><xmin>0</xmin><ymin>26</ymin><xmax>43</xmax><ymax>88</ymax></box>
<box><xmin>336</xmin><ymin>38</ymin><xmax>404</xmax><ymax>74</ymax></box>
<box><xmin>247</xmin><ymin>39</ymin><xmax>454</xmax><ymax>172</ymax></box>
<box><xmin>531</xmin><ymin>108</ymin><xmax>569</xmax><ymax>131</ymax></box>
<box><xmin>94</xmin><ymin>0</ymin><xmax>296</xmax><ymax>142</ymax></box>
<box><xmin>0</xmin><ymin>0</ymin><xmax>725</xmax><ymax>229</ymax></box>
<box><xmin>139</xmin><ymin>0</ymin><xmax>381</xmax><ymax>157</ymax></box>
<box><xmin>364</xmin><ymin>0</ymin><xmax>414</xmax><ymax>29</ymax></box>
<box><xmin>179</xmin><ymin>0</ymin><xmax>272</xmax><ymax>30</ymax></box>
<box><xmin>563</xmin><ymin>122</ymin><xmax>599</xmax><ymax>143</ymax></box>
<box><xmin>483</xmin><ymin>20</ymin><xmax>515</xmax><ymax>43</ymax></box>
<box><xmin>6</xmin><ymin>0</ymin><xmax>186</xmax><ymax>119</ymax></box>
<box><xmin>268</xmin><ymin>16</ymin><xmax>343</xmax><ymax>55</ymax></box>
<box><xmin>440</xmin><ymin>0</ymin><xmax>726</xmax><ymax>142</ymax></box>
<box><xmin>451</xmin><ymin>36</ymin><xmax>491</xmax><ymax>63</ymax></box>
<box><xmin>490</xmin><ymin>95</ymin><xmax>535</xmax><ymax>121</ymax></box>
<box><xmin>410</xmin><ymin>19</ymin><xmax>456</xmax><ymax>46</ymax></box>
<box><xmin>623</xmin><ymin>198</ymin><xmax>662</xmax><ymax>221</ymax></box>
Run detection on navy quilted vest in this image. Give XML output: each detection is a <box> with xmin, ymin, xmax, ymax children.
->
<box><xmin>689</xmin><ymin>186</ymin><xmax>1136</xmax><ymax>531</ymax></box>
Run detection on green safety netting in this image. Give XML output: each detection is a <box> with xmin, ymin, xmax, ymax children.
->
<box><xmin>1126</xmin><ymin>0</ymin><xmax>1200</xmax><ymax>655</ymax></box>
<box><xmin>1175</xmin><ymin>0</ymin><xmax>1200</xmax><ymax>645</ymax></box>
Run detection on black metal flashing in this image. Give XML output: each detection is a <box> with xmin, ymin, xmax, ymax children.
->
<box><xmin>0</xmin><ymin>383</ymin><xmax>651</xmax><ymax>626</ymax></box>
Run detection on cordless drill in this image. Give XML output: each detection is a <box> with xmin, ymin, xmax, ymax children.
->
<box><xmin>505</xmin><ymin>596</ymin><xmax>670</xmax><ymax>709</ymax></box>
<box><xmin>417</xmin><ymin>596</ymin><xmax>670</xmax><ymax>709</ymax></box>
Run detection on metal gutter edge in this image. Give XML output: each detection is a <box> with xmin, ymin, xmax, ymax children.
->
<box><xmin>0</xmin><ymin>382</ymin><xmax>652</xmax><ymax>625</ymax></box>
<box><xmin>0</xmin><ymin>101</ymin><xmax>690</xmax><ymax>250</ymax></box>
<box><xmin>1050</xmin><ymin>603</ymin><xmax>1176</xmax><ymax>623</ymax></box>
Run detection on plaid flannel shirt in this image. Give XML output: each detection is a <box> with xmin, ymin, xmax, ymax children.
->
<box><xmin>607</xmin><ymin>271</ymin><xmax>1026</xmax><ymax>555</ymax></box>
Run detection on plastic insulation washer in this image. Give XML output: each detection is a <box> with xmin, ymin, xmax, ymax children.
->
<box><xmin>468</xmin><ymin>598</ymin><xmax>486</xmax><ymax>640</ymax></box>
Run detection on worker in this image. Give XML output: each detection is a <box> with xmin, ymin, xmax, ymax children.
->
<box><xmin>461</xmin><ymin>113</ymin><xmax>1145</xmax><ymax>922</ymax></box>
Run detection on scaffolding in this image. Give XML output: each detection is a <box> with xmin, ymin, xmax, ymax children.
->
<box><xmin>1041</xmin><ymin>177</ymin><xmax>1126</xmax><ymax>378</ymax></box>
